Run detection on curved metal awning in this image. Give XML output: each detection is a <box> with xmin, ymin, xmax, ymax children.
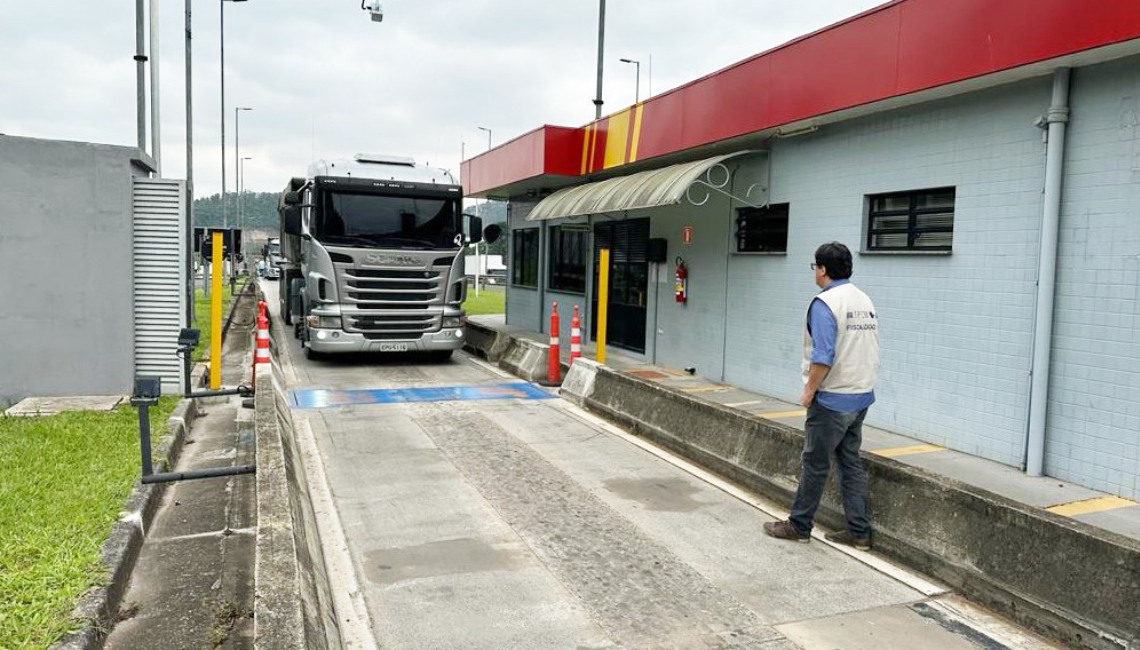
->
<box><xmin>527</xmin><ymin>150</ymin><xmax>757</xmax><ymax>221</ymax></box>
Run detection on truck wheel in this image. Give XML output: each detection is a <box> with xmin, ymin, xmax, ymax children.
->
<box><xmin>304</xmin><ymin>343</ymin><xmax>324</xmax><ymax>361</ymax></box>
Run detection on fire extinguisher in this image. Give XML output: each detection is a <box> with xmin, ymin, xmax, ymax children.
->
<box><xmin>674</xmin><ymin>257</ymin><xmax>689</xmax><ymax>304</ymax></box>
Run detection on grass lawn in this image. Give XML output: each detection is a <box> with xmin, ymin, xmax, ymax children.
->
<box><xmin>0</xmin><ymin>398</ymin><xmax>178</xmax><ymax>649</ymax></box>
<box><xmin>463</xmin><ymin>288</ymin><xmax>505</xmax><ymax>316</ymax></box>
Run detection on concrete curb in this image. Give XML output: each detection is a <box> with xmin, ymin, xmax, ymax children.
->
<box><xmin>50</xmin><ymin>369</ymin><xmax>207</xmax><ymax>650</ymax></box>
<box><xmin>252</xmin><ymin>283</ymin><xmax>344</xmax><ymax>650</ymax></box>
<box><xmin>495</xmin><ymin>334</ymin><xmax>1140</xmax><ymax>650</ymax></box>
<box><xmin>465</xmin><ymin>319</ymin><xmax>548</xmax><ymax>382</ymax></box>
<box><xmin>464</xmin><ymin>319</ymin><xmax>512</xmax><ymax>363</ymax></box>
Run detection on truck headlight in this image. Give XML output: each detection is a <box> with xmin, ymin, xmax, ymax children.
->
<box><xmin>307</xmin><ymin>315</ymin><xmax>341</xmax><ymax>329</ymax></box>
<box><xmin>441</xmin><ymin>316</ymin><xmax>465</xmax><ymax>329</ymax></box>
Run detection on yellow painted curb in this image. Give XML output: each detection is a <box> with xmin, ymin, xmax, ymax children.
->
<box><xmin>757</xmin><ymin>409</ymin><xmax>808</xmax><ymax>420</ymax></box>
<box><xmin>1046</xmin><ymin>496</ymin><xmax>1138</xmax><ymax>518</ymax></box>
<box><xmin>871</xmin><ymin>444</ymin><xmax>946</xmax><ymax>459</ymax></box>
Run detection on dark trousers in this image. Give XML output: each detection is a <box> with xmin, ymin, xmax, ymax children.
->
<box><xmin>788</xmin><ymin>401</ymin><xmax>871</xmax><ymax>537</ymax></box>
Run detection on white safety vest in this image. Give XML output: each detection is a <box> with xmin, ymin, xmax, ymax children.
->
<box><xmin>802</xmin><ymin>283</ymin><xmax>880</xmax><ymax>394</ymax></box>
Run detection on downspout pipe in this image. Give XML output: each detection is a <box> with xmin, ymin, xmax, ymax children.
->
<box><xmin>1026</xmin><ymin>67</ymin><xmax>1071</xmax><ymax>477</ymax></box>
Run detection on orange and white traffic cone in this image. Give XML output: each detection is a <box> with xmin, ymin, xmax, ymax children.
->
<box><xmin>548</xmin><ymin>302</ymin><xmax>560</xmax><ymax>384</ymax></box>
<box><xmin>570</xmin><ymin>305</ymin><xmax>581</xmax><ymax>363</ymax></box>
<box><xmin>254</xmin><ymin>300</ymin><xmax>270</xmax><ymax>383</ymax></box>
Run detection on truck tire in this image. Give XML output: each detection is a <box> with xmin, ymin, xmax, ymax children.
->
<box><xmin>304</xmin><ymin>344</ymin><xmax>324</xmax><ymax>362</ymax></box>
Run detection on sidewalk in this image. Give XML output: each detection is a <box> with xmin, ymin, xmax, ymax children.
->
<box><xmin>467</xmin><ymin>313</ymin><xmax>1140</xmax><ymax>650</ymax></box>
<box><xmin>470</xmin><ymin>314</ymin><xmax>1140</xmax><ymax>541</ymax></box>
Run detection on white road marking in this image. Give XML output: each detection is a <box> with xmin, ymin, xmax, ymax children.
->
<box><xmin>545</xmin><ymin>398</ymin><xmax>949</xmax><ymax>598</ymax></box>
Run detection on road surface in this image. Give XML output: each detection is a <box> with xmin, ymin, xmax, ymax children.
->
<box><xmin>263</xmin><ymin>281</ymin><xmax>1058</xmax><ymax>650</ymax></box>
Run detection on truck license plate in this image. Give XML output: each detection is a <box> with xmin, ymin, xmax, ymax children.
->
<box><xmin>378</xmin><ymin>342</ymin><xmax>409</xmax><ymax>352</ymax></box>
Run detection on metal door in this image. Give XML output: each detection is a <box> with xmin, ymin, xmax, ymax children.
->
<box><xmin>591</xmin><ymin>218</ymin><xmax>649</xmax><ymax>353</ymax></box>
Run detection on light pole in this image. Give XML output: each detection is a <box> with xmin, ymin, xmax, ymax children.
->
<box><xmin>594</xmin><ymin>0</ymin><xmax>605</xmax><ymax>119</ymax></box>
<box><xmin>620</xmin><ymin>58</ymin><xmax>640</xmax><ymax>104</ymax></box>
<box><xmin>135</xmin><ymin>0</ymin><xmax>146</xmax><ymax>152</ymax></box>
<box><xmin>185</xmin><ymin>0</ymin><xmax>195</xmax><ymax>319</ymax></box>
<box><xmin>235</xmin><ymin>106</ymin><xmax>252</xmax><ymax>226</ymax></box>
<box><xmin>475</xmin><ymin>127</ymin><xmax>492</xmax><ymax>296</ymax></box>
<box><xmin>239</xmin><ymin>156</ymin><xmax>251</xmax><ymax>230</ymax></box>
<box><xmin>221</xmin><ymin>0</ymin><xmax>249</xmax><ymax>233</ymax></box>
<box><xmin>240</xmin><ymin>156</ymin><xmax>251</xmax><ymax>270</ymax></box>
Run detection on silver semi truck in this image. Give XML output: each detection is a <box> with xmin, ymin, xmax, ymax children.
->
<box><xmin>277</xmin><ymin>154</ymin><xmax>489</xmax><ymax>360</ymax></box>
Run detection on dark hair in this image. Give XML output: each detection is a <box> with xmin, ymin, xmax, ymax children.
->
<box><xmin>814</xmin><ymin>241</ymin><xmax>853</xmax><ymax>279</ymax></box>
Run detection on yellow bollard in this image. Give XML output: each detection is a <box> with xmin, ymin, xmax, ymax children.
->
<box><xmin>210</xmin><ymin>231</ymin><xmax>223</xmax><ymax>389</ymax></box>
<box><xmin>597</xmin><ymin>248</ymin><xmax>609</xmax><ymax>365</ymax></box>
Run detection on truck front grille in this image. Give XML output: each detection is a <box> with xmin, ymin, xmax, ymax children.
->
<box><xmin>334</xmin><ymin>259</ymin><xmax>453</xmax><ymax>335</ymax></box>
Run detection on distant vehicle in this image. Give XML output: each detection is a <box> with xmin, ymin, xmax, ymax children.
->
<box><xmin>276</xmin><ymin>154</ymin><xmax>499</xmax><ymax>360</ymax></box>
<box><xmin>262</xmin><ymin>237</ymin><xmax>282</xmax><ymax>279</ymax></box>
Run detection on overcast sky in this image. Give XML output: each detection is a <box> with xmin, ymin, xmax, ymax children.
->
<box><xmin>1</xmin><ymin>0</ymin><xmax>884</xmax><ymax>198</ymax></box>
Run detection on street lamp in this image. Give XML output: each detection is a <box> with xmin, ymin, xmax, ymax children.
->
<box><xmin>620</xmin><ymin>58</ymin><xmax>640</xmax><ymax>104</ymax></box>
<box><xmin>477</xmin><ymin>126</ymin><xmax>492</xmax><ymax>151</ymax></box>
<box><xmin>235</xmin><ymin>106</ymin><xmax>252</xmax><ymax>227</ymax></box>
<box><xmin>221</xmin><ymin>0</ymin><xmax>249</xmax><ymax>232</ymax></box>
<box><xmin>239</xmin><ymin>156</ymin><xmax>252</xmax><ymax>230</ymax></box>
<box><xmin>594</xmin><ymin>0</ymin><xmax>605</xmax><ymax>119</ymax></box>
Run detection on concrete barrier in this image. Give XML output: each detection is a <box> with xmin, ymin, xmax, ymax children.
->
<box><xmin>488</xmin><ymin>330</ymin><xmax>1140</xmax><ymax>650</ymax></box>
<box><xmin>465</xmin><ymin>319</ymin><xmax>548</xmax><ymax>383</ymax></box>
<box><xmin>253</xmin><ymin>288</ymin><xmax>343</xmax><ymax>650</ymax></box>
<box><xmin>463</xmin><ymin>319</ymin><xmax>511</xmax><ymax>363</ymax></box>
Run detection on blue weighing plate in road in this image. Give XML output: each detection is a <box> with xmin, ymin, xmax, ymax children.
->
<box><xmin>291</xmin><ymin>382</ymin><xmax>555</xmax><ymax>409</ymax></box>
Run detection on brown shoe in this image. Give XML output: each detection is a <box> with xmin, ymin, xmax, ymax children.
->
<box><xmin>825</xmin><ymin>529</ymin><xmax>871</xmax><ymax>550</ymax></box>
<box><xmin>763</xmin><ymin>520</ymin><xmax>810</xmax><ymax>543</ymax></box>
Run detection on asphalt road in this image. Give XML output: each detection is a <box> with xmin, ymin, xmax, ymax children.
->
<box><xmin>263</xmin><ymin>281</ymin><xmax>1059</xmax><ymax>650</ymax></box>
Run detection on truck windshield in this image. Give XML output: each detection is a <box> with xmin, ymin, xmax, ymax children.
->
<box><xmin>313</xmin><ymin>190</ymin><xmax>461</xmax><ymax>249</ymax></box>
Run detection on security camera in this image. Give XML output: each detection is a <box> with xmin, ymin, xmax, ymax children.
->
<box><xmin>363</xmin><ymin>0</ymin><xmax>383</xmax><ymax>22</ymax></box>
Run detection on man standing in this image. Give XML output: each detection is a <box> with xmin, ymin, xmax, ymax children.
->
<box><xmin>764</xmin><ymin>242</ymin><xmax>879</xmax><ymax>550</ymax></box>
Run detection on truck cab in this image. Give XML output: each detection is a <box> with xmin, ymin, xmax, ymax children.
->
<box><xmin>277</xmin><ymin>154</ymin><xmax>484</xmax><ymax>360</ymax></box>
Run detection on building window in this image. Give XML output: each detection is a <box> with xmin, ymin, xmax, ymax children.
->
<box><xmin>548</xmin><ymin>225</ymin><xmax>588</xmax><ymax>294</ymax></box>
<box><xmin>736</xmin><ymin>203</ymin><xmax>789</xmax><ymax>253</ymax></box>
<box><xmin>511</xmin><ymin>228</ymin><xmax>539</xmax><ymax>288</ymax></box>
<box><xmin>867</xmin><ymin>187</ymin><xmax>955</xmax><ymax>251</ymax></box>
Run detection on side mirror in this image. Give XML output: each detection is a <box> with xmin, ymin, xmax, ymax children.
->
<box><xmin>283</xmin><ymin>191</ymin><xmax>301</xmax><ymax>205</ymax></box>
<box><xmin>281</xmin><ymin>206</ymin><xmax>302</xmax><ymax>236</ymax></box>
<box><xmin>464</xmin><ymin>214</ymin><xmax>484</xmax><ymax>245</ymax></box>
<box><xmin>482</xmin><ymin>223</ymin><xmax>502</xmax><ymax>245</ymax></box>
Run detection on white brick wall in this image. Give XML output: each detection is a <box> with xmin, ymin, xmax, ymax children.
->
<box><xmin>506</xmin><ymin>201</ymin><xmax>542</xmax><ymax>332</ymax></box>
<box><xmin>649</xmin><ymin>198</ymin><xmax>733</xmax><ymax>379</ymax></box>
<box><xmin>724</xmin><ymin>77</ymin><xmax>1052</xmax><ymax>469</ymax></box>
<box><xmin>1047</xmin><ymin>57</ymin><xmax>1140</xmax><ymax>498</ymax></box>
